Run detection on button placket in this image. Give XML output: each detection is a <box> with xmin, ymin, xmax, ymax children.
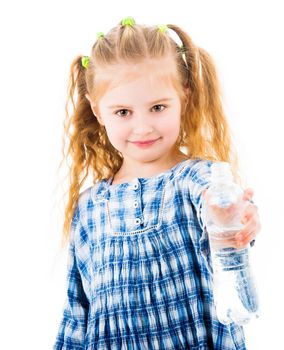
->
<box><xmin>131</xmin><ymin>179</ymin><xmax>143</xmax><ymax>227</ymax></box>
<box><xmin>105</xmin><ymin>175</ymin><xmax>167</xmax><ymax>235</ymax></box>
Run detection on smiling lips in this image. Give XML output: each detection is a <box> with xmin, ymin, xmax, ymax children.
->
<box><xmin>131</xmin><ymin>138</ymin><xmax>160</xmax><ymax>147</ymax></box>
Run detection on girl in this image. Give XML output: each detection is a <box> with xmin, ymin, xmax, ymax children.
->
<box><xmin>54</xmin><ymin>17</ymin><xmax>261</xmax><ymax>350</ymax></box>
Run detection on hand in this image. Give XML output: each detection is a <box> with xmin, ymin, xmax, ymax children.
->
<box><xmin>202</xmin><ymin>188</ymin><xmax>261</xmax><ymax>249</ymax></box>
<box><xmin>202</xmin><ymin>189</ymin><xmax>242</xmax><ymax>226</ymax></box>
<box><xmin>235</xmin><ymin>188</ymin><xmax>261</xmax><ymax>248</ymax></box>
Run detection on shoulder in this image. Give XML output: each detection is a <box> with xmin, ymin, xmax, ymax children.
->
<box><xmin>74</xmin><ymin>180</ymin><xmax>106</xmax><ymax>221</ymax></box>
<box><xmin>70</xmin><ymin>182</ymin><xmax>105</xmax><ymax>240</ymax></box>
<box><xmin>174</xmin><ymin>158</ymin><xmax>214</xmax><ymax>182</ymax></box>
<box><xmin>171</xmin><ymin>158</ymin><xmax>214</xmax><ymax>207</ymax></box>
<box><xmin>73</xmin><ymin>179</ymin><xmax>114</xmax><ymax>223</ymax></box>
<box><xmin>189</xmin><ymin>158</ymin><xmax>213</xmax><ymax>180</ymax></box>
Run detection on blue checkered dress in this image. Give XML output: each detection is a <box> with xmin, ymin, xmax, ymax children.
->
<box><xmin>53</xmin><ymin>159</ymin><xmax>247</xmax><ymax>349</ymax></box>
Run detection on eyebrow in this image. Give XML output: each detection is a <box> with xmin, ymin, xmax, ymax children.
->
<box><xmin>108</xmin><ymin>98</ymin><xmax>174</xmax><ymax>109</ymax></box>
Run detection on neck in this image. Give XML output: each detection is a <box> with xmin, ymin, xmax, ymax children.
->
<box><xmin>112</xmin><ymin>150</ymin><xmax>188</xmax><ymax>184</ymax></box>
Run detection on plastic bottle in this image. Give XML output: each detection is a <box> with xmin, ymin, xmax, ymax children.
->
<box><xmin>202</xmin><ymin>161</ymin><xmax>259</xmax><ymax>325</ymax></box>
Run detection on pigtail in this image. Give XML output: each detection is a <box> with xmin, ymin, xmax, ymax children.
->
<box><xmin>167</xmin><ymin>24</ymin><xmax>240</xmax><ymax>180</ymax></box>
<box><xmin>197</xmin><ymin>47</ymin><xmax>240</xmax><ymax>180</ymax></box>
<box><xmin>60</xmin><ymin>55</ymin><xmax>99</xmax><ymax>245</ymax></box>
<box><xmin>197</xmin><ymin>48</ymin><xmax>232</xmax><ymax>159</ymax></box>
<box><xmin>166</xmin><ymin>24</ymin><xmax>207</xmax><ymax>157</ymax></box>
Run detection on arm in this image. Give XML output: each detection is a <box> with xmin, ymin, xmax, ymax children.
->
<box><xmin>53</xmin><ymin>209</ymin><xmax>89</xmax><ymax>350</ymax></box>
<box><xmin>187</xmin><ymin>160</ymin><xmax>213</xmax><ymax>273</ymax></box>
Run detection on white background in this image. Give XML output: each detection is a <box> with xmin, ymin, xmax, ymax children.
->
<box><xmin>0</xmin><ymin>0</ymin><xmax>283</xmax><ymax>349</ymax></box>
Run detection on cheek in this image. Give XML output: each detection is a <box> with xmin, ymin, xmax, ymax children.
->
<box><xmin>159</xmin><ymin>115</ymin><xmax>181</xmax><ymax>138</ymax></box>
<box><xmin>104</xmin><ymin>121</ymin><xmax>130</xmax><ymax>143</ymax></box>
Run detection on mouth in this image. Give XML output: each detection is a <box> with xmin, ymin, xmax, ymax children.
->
<box><xmin>130</xmin><ymin>137</ymin><xmax>161</xmax><ymax>147</ymax></box>
<box><xmin>132</xmin><ymin>138</ymin><xmax>159</xmax><ymax>144</ymax></box>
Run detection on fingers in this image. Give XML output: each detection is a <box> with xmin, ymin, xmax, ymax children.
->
<box><xmin>209</xmin><ymin>203</ymin><xmax>261</xmax><ymax>249</ymax></box>
<box><xmin>209</xmin><ymin>233</ymin><xmax>239</xmax><ymax>249</ymax></box>
<box><xmin>205</xmin><ymin>187</ymin><xmax>260</xmax><ymax>249</ymax></box>
<box><xmin>236</xmin><ymin>212</ymin><xmax>261</xmax><ymax>248</ymax></box>
<box><xmin>209</xmin><ymin>231</ymin><xmax>251</xmax><ymax>249</ymax></box>
<box><xmin>235</xmin><ymin>229</ymin><xmax>258</xmax><ymax>248</ymax></box>
<box><xmin>243</xmin><ymin>188</ymin><xmax>254</xmax><ymax>202</ymax></box>
<box><xmin>210</xmin><ymin>229</ymin><xmax>258</xmax><ymax>250</ymax></box>
<box><xmin>241</xmin><ymin>201</ymin><xmax>258</xmax><ymax>225</ymax></box>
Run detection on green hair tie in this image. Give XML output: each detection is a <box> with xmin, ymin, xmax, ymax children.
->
<box><xmin>96</xmin><ymin>32</ymin><xmax>104</xmax><ymax>39</ymax></box>
<box><xmin>121</xmin><ymin>16</ymin><xmax>135</xmax><ymax>26</ymax></box>
<box><xmin>81</xmin><ymin>56</ymin><xmax>90</xmax><ymax>69</ymax></box>
<box><xmin>157</xmin><ymin>24</ymin><xmax>168</xmax><ymax>34</ymax></box>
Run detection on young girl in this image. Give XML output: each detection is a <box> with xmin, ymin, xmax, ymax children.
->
<box><xmin>54</xmin><ymin>17</ymin><xmax>261</xmax><ymax>350</ymax></box>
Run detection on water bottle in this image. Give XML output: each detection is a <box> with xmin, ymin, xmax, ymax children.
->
<box><xmin>202</xmin><ymin>161</ymin><xmax>259</xmax><ymax>325</ymax></box>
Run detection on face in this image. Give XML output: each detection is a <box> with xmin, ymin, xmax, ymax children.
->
<box><xmin>87</xmin><ymin>58</ymin><xmax>185</xmax><ymax>169</ymax></box>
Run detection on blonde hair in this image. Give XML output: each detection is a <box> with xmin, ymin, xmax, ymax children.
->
<box><xmin>59</xmin><ymin>20</ymin><xmax>240</xmax><ymax>245</ymax></box>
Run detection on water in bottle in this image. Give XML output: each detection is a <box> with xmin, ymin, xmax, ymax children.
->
<box><xmin>202</xmin><ymin>161</ymin><xmax>259</xmax><ymax>325</ymax></box>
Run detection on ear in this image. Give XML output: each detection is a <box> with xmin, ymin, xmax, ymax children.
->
<box><xmin>85</xmin><ymin>94</ymin><xmax>105</xmax><ymax>126</ymax></box>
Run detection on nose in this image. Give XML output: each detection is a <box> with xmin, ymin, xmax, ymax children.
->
<box><xmin>132</xmin><ymin>114</ymin><xmax>154</xmax><ymax>135</ymax></box>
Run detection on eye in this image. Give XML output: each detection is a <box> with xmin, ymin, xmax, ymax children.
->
<box><xmin>152</xmin><ymin>104</ymin><xmax>166</xmax><ymax>112</ymax></box>
<box><xmin>114</xmin><ymin>104</ymin><xmax>166</xmax><ymax>118</ymax></box>
<box><xmin>115</xmin><ymin>109</ymin><xmax>129</xmax><ymax>118</ymax></box>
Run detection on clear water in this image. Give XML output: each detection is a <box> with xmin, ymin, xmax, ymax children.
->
<box><xmin>208</xmin><ymin>226</ymin><xmax>259</xmax><ymax>325</ymax></box>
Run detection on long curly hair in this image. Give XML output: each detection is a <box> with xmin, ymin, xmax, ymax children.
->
<box><xmin>59</xmin><ymin>20</ymin><xmax>240</xmax><ymax>245</ymax></box>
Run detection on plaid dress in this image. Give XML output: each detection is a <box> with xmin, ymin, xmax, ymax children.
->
<box><xmin>53</xmin><ymin>158</ymin><xmax>247</xmax><ymax>349</ymax></box>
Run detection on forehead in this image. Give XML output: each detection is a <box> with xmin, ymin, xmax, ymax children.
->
<box><xmin>95</xmin><ymin>56</ymin><xmax>178</xmax><ymax>94</ymax></box>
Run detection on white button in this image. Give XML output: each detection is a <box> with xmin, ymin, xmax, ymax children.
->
<box><xmin>135</xmin><ymin>218</ymin><xmax>141</xmax><ymax>225</ymax></box>
<box><xmin>133</xmin><ymin>201</ymin><xmax>139</xmax><ymax>208</ymax></box>
<box><xmin>132</xmin><ymin>179</ymin><xmax>139</xmax><ymax>190</ymax></box>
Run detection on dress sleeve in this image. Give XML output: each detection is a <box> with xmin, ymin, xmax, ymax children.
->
<box><xmin>188</xmin><ymin>159</ymin><xmax>213</xmax><ymax>274</ymax></box>
<box><xmin>53</xmin><ymin>208</ymin><xmax>89</xmax><ymax>350</ymax></box>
